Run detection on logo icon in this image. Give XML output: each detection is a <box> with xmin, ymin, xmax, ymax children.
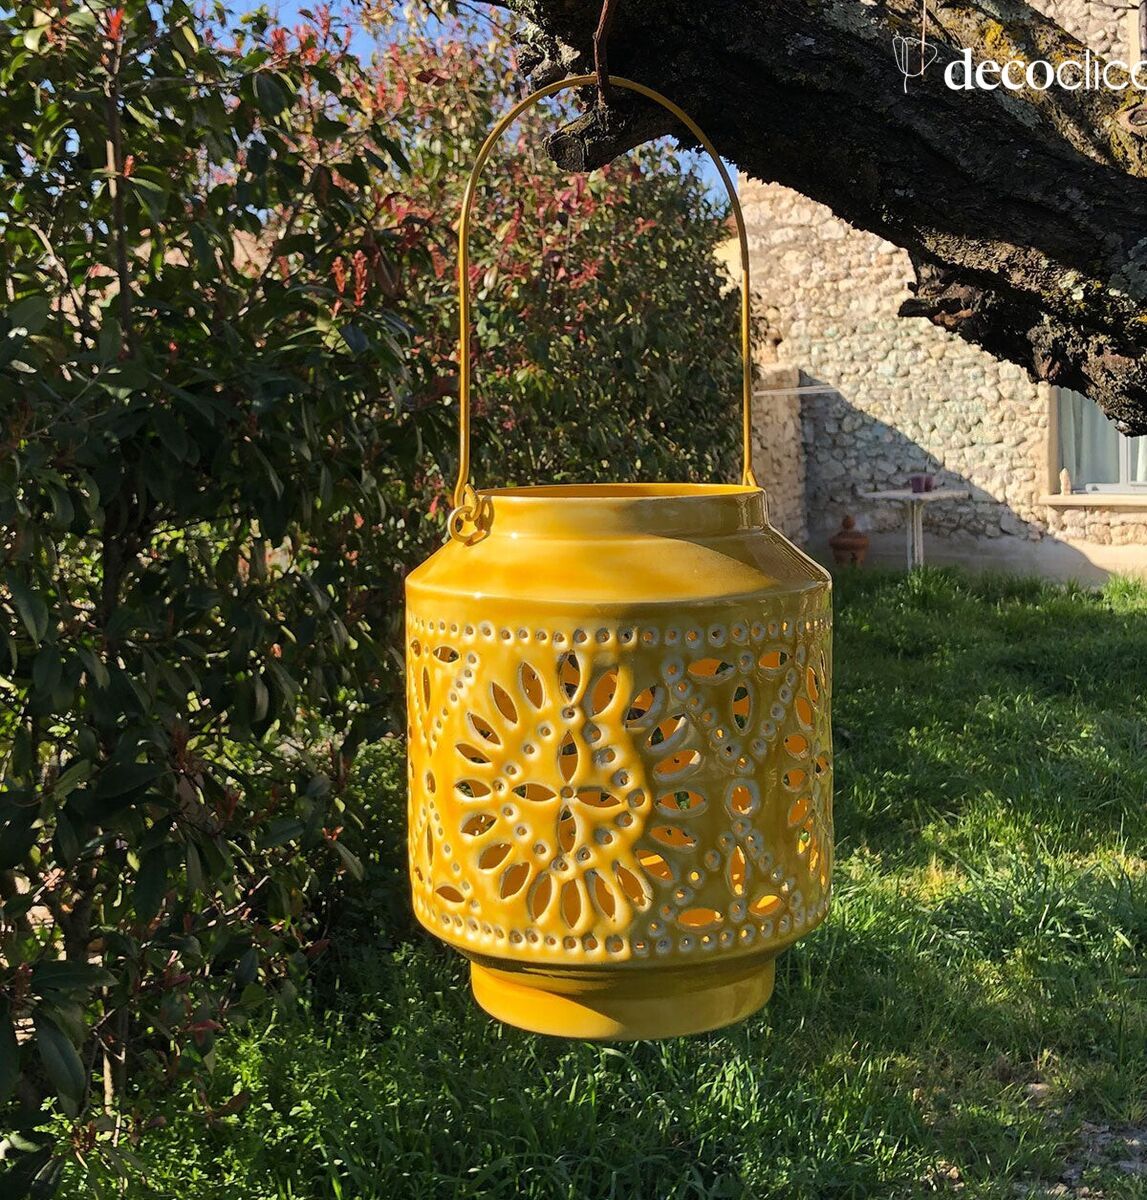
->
<box><xmin>892</xmin><ymin>33</ymin><xmax>939</xmax><ymax>91</ymax></box>
<box><xmin>892</xmin><ymin>0</ymin><xmax>936</xmax><ymax>92</ymax></box>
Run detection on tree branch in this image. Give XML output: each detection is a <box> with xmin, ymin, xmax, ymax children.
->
<box><xmin>499</xmin><ymin>0</ymin><xmax>1147</xmax><ymax>432</ymax></box>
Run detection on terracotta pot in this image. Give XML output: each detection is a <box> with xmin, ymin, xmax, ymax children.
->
<box><xmin>828</xmin><ymin>515</ymin><xmax>869</xmax><ymax>567</ymax></box>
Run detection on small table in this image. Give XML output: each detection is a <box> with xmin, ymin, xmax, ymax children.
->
<box><xmin>860</xmin><ymin>488</ymin><xmax>970</xmax><ymax>569</ymax></box>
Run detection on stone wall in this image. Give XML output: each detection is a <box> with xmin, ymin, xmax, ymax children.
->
<box><xmin>745</xmin><ymin>180</ymin><xmax>1052</xmax><ymax>545</ymax></box>
<box><xmin>741</xmin><ymin>0</ymin><xmax>1146</xmax><ymax>572</ymax></box>
<box><xmin>750</xmin><ymin>364</ymin><xmax>807</xmax><ymax>542</ymax></box>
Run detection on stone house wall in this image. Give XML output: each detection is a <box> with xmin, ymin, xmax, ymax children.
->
<box><xmin>742</xmin><ymin>0</ymin><xmax>1147</xmax><ymax>575</ymax></box>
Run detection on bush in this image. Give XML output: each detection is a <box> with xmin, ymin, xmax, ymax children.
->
<box><xmin>0</xmin><ymin>0</ymin><xmax>436</xmax><ymax>1144</ymax></box>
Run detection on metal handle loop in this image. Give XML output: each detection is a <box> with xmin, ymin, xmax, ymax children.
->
<box><xmin>453</xmin><ymin>73</ymin><xmax>756</xmax><ymax>515</ymax></box>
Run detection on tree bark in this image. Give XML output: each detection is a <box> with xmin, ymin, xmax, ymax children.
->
<box><xmin>496</xmin><ymin>0</ymin><xmax>1147</xmax><ymax>433</ymax></box>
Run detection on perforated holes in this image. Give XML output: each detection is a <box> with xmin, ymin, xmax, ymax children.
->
<box><xmin>500</xmin><ymin>863</ymin><xmax>530</xmax><ymax>899</ymax></box>
<box><xmin>656</xmin><ymin>790</ymin><xmax>705</xmax><ymax>815</ymax></box>
<box><xmin>750</xmin><ymin>893</ymin><xmax>783</xmax><ymax>918</ymax></box>
<box><xmin>433</xmin><ymin>646</ymin><xmax>459</xmax><ymax>664</ymax></box>
<box><xmin>520</xmin><ymin>663</ymin><xmax>545</xmax><ymax>709</ymax></box>
<box><xmin>784</xmin><ymin>733</ymin><xmax>809</xmax><ymax>757</ymax></box>
<box><xmin>478</xmin><ymin>843</ymin><xmax>512</xmax><ymax>871</ymax></box>
<box><xmin>625</xmin><ymin>686</ymin><xmax>662</xmax><ymax>727</ymax></box>
<box><xmin>654</xmin><ymin>749</ymin><xmax>701</xmax><ymax>781</ymax></box>
<box><xmin>491</xmin><ymin>683</ymin><xmax>518</xmax><ymax>724</ymax></box>
<box><xmin>461</xmin><ymin>814</ymin><xmax>496</xmax><ymax>838</ymax></box>
<box><xmin>456</xmin><ymin>742</ymin><xmax>491</xmax><ymax>766</ymax></box>
<box><xmin>557</xmin><ymin>652</ymin><xmax>581</xmax><ymax>700</ymax></box>
<box><xmin>435</xmin><ymin>885</ymin><xmax>464</xmax><ymax>904</ymax></box>
<box><xmin>614</xmin><ymin>864</ymin><xmax>650</xmax><ymax>908</ymax></box>
<box><xmin>589</xmin><ymin>871</ymin><xmax>617</xmax><ymax>919</ymax></box>
<box><xmin>687</xmin><ymin>658</ymin><xmax>735</xmax><ymax>682</ymax></box>
<box><xmin>806</xmin><ymin>667</ymin><xmax>820</xmax><ymax>703</ymax></box>
<box><xmin>783</xmin><ymin>769</ymin><xmax>807</xmax><ymax>791</ymax></box>
<box><xmin>787</xmin><ymin>796</ymin><xmax>811</xmax><ymax>826</ymax></box>
<box><xmin>577</xmin><ymin>788</ymin><xmax>620</xmax><ymax>809</ymax></box>
<box><xmin>650</xmin><ymin>825</ymin><xmax>697</xmax><ymax>851</ymax></box>
<box><xmin>647</xmin><ymin>713</ymin><xmax>687</xmax><ymax>750</ymax></box>
<box><xmin>421</xmin><ymin>668</ymin><xmax>430</xmax><ymax>707</ymax></box>
<box><xmin>514</xmin><ymin>782</ymin><xmax>556</xmax><ymax>803</ymax></box>
<box><xmin>759</xmin><ymin>649</ymin><xmax>788</xmax><ymax>671</ymax></box>
<box><xmin>467</xmin><ymin>713</ymin><xmax>501</xmax><ymax>747</ymax></box>
<box><xmin>557</xmin><ymin>806</ymin><xmax>576</xmax><ymax>853</ymax></box>
<box><xmin>560</xmin><ymin>881</ymin><xmax>582</xmax><ymax>928</ymax></box>
<box><xmin>558</xmin><ymin>732</ymin><xmax>579</xmax><ymax>783</ymax></box>
<box><xmin>795</xmin><ymin>697</ymin><xmax>814</xmax><ymax>727</ymax></box>
<box><xmin>728</xmin><ymin>845</ymin><xmax>747</xmax><ymax>896</ymax></box>
<box><xmin>732</xmin><ymin>686</ymin><xmax>751</xmax><ymax>730</ymax></box>
<box><xmin>678</xmin><ymin>908</ymin><xmax>723</xmax><ymax>931</ymax></box>
<box><xmin>425</xmin><ymin>771</ymin><xmax>436</xmax><ymax>794</ymax></box>
<box><xmin>456</xmin><ymin>779</ymin><xmax>491</xmax><ymax>800</ymax></box>
<box><xmin>636</xmin><ymin>848</ymin><xmax>674</xmax><ymax>883</ymax></box>
<box><xmin>528</xmin><ymin>874</ymin><xmax>553</xmax><ymax>920</ymax></box>
<box><xmin>590</xmin><ymin>668</ymin><xmax>618</xmax><ymax>716</ymax></box>
<box><xmin>815</xmin><ymin>753</ymin><xmax>830</xmax><ymax>778</ymax></box>
<box><xmin>729</xmin><ymin>784</ymin><xmax>756</xmax><ymax>815</ymax></box>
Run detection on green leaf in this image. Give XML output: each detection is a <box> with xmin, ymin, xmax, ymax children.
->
<box><xmin>134</xmin><ymin>847</ymin><xmax>167</xmax><ymax>923</ymax></box>
<box><xmin>7</xmin><ymin>294</ymin><xmax>50</xmax><ymax>337</ymax></box>
<box><xmin>77</xmin><ymin>646</ymin><xmax>110</xmax><ymax>689</ymax></box>
<box><xmin>341</xmin><ymin>325</ymin><xmax>369</xmax><ymax>355</ymax></box>
<box><xmin>34</xmin><ymin>1015</ymin><xmax>86</xmax><ymax>1115</ymax></box>
<box><xmin>185</xmin><ymin>840</ymin><xmax>205</xmax><ymax>892</ymax></box>
<box><xmin>153</xmin><ymin>408</ymin><xmax>189</xmax><ymax>460</ymax></box>
<box><xmin>53</xmin><ymin>760</ymin><xmax>92</xmax><ymax>798</ymax></box>
<box><xmin>331</xmin><ymin>839</ymin><xmax>364</xmax><ymax>882</ymax></box>
<box><xmin>4</xmin><ymin>573</ymin><xmax>49</xmax><ymax>643</ymax></box>
<box><xmin>255</xmin><ymin>817</ymin><xmax>305</xmax><ymax>851</ymax></box>
<box><xmin>31</xmin><ymin>960</ymin><xmax>115</xmax><ymax>993</ymax></box>
<box><xmin>254</xmin><ymin>72</ymin><xmax>292</xmax><ymax>117</ymax></box>
<box><xmin>0</xmin><ymin>999</ymin><xmax>19</xmax><ymax>1106</ymax></box>
<box><xmin>95</xmin><ymin>761</ymin><xmax>164</xmax><ymax>799</ymax></box>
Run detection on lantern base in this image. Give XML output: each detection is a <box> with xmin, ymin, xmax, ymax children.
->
<box><xmin>468</xmin><ymin>955</ymin><xmax>777</xmax><ymax>1040</ymax></box>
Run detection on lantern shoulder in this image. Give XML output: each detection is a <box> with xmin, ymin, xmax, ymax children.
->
<box><xmin>408</xmin><ymin>486</ymin><xmax>828</xmax><ymax>612</ymax></box>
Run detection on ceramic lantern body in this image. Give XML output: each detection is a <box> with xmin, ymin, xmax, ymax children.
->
<box><xmin>406</xmin><ymin>483</ymin><xmax>832</xmax><ymax>1039</ymax></box>
<box><xmin>405</xmin><ymin>74</ymin><xmax>833</xmax><ymax>1039</ymax></box>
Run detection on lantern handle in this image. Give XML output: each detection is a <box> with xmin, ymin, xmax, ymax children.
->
<box><xmin>452</xmin><ymin>73</ymin><xmax>757</xmax><ymax>520</ymax></box>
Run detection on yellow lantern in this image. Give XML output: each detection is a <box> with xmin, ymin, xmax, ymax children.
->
<box><xmin>406</xmin><ymin>76</ymin><xmax>832</xmax><ymax>1040</ymax></box>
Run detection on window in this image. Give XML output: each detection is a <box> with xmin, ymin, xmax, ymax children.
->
<box><xmin>1057</xmin><ymin>388</ymin><xmax>1147</xmax><ymax>493</ymax></box>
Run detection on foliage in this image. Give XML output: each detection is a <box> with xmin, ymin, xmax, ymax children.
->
<box><xmin>363</xmin><ymin>4</ymin><xmax>744</xmax><ymax>490</ymax></box>
<box><xmin>0</xmin><ymin>0</ymin><xmax>436</xmax><ymax>1155</ymax></box>
<box><xmin>51</xmin><ymin>570</ymin><xmax>1147</xmax><ymax>1198</ymax></box>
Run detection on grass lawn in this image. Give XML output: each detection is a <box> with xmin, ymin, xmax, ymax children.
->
<box><xmin>72</xmin><ymin>569</ymin><xmax>1146</xmax><ymax>1199</ymax></box>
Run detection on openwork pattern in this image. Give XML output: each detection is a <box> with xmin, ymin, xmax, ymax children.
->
<box><xmin>407</xmin><ymin>604</ymin><xmax>832</xmax><ymax>965</ymax></box>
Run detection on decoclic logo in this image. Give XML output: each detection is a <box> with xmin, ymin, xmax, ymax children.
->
<box><xmin>944</xmin><ymin>46</ymin><xmax>1147</xmax><ymax>91</ymax></box>
<box><xmin>893</xmin><ymin>0</ymin><xmax>1147</xmax><ymax>93</ymax></box>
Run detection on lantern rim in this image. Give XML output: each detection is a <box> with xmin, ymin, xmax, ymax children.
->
<box><xmin>450</xmin><ymin>482</ymin><xmax>771</xmax><ymax>540</ymax></box>
<box><xmin>477</xmin><ymin>482</ymin><xmax>762</xmax><ymax>500</ymax></box>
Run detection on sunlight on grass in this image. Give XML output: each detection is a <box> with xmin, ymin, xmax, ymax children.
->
<box><xmin>74</xmin><ymin>570</ymin><xmax>1147</xmax><ymax>1199</ymax></box>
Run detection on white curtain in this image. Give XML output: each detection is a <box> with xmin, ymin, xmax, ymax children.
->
<box><xmin>1058</xmin><ymin>389</ymin><xmax>1147</xmax><ymax>488</ymax></box>
<box><xmin>1131</xmin><ymin>433</ymin><xmax>1147</xmax><ymax>485</ymax></box>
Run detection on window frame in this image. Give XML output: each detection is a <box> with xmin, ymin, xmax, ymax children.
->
<box><xmin>1055</xmin><ymin>386</ymin><xmax>1147</xmax><ymax>495</ymax></box>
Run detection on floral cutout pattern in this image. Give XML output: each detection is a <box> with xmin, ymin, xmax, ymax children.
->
<box><xmin>407</xmin><ymin>607</ymin><xmax>832</xmax><ymax>964</ymax></box>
